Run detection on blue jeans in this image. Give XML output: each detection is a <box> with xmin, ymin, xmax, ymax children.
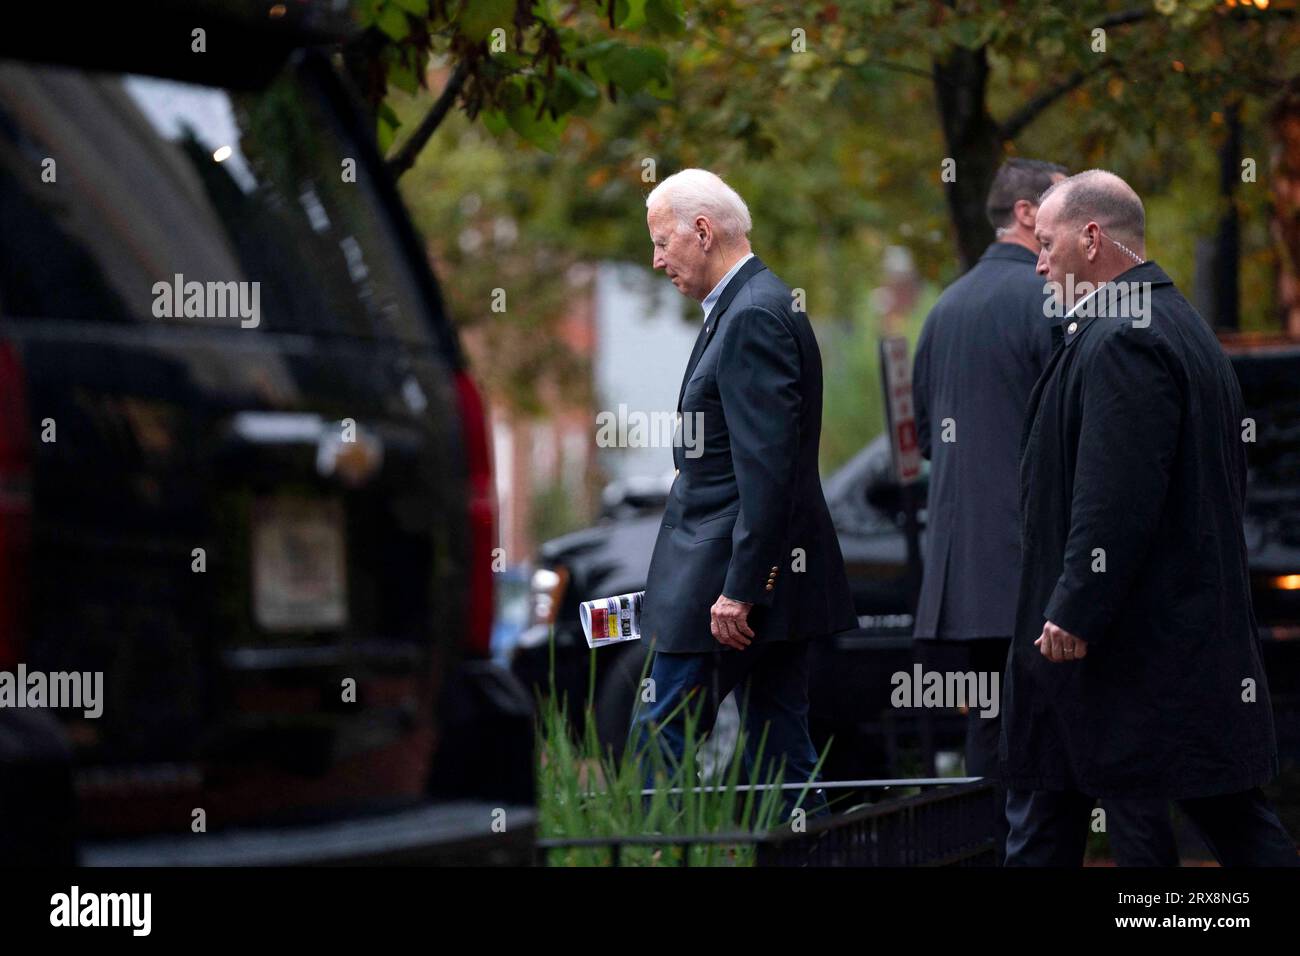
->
<box><xmin>626</xmin><ymin>640</ymin><xmax>830</xmax><ymax>822</ymax></box>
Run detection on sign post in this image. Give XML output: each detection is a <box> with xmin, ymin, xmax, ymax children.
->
<box><xmin>879</xmin><ymin>337</ymin><xmax>923</xmax><ymax>609</ymax></box>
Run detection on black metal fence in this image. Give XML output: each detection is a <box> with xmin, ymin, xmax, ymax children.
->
<box><xmin>757</xmin><ymin>779</ymin><xmax>998</xmax><ymax>866</ymax></box>
<box><xmin>537</xmin><ymin>778</ymin><xmax>998</xmax><ymax>866</ymax></box>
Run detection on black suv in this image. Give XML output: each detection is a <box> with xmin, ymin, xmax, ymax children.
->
<box><xmin>0</xmin><ymin>1</ymin><xmax>532</xmax><ymax>864</ymax></box>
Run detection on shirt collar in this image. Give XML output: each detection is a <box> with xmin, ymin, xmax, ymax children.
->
<box><xmin>1065</xmin><ymin>283</ymin><xmax>1104</xmax><ymax>319</ymax></box>
<box><xmin>701</xmin><ymin>252</ymin><xmax>755</xmax><ymax>321</ymax></box>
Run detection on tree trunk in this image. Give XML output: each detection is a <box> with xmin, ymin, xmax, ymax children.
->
<box><xmin>1270</xmin><ymin>86</ymin><xmax>1300</xmax><ymax>334</ymax></box>
<box><xmin>1197</xmin><ymin>101</ymin><xmax>1242</xmax><ymax>329</ymax></box>
<box><xmin>932</xmin><ymin>45</ymin><xmax>1002</xmax><ymax>272</ymax></box>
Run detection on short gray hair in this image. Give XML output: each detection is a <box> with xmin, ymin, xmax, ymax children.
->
<box><xmin>646</xmin><ymin>168</ymin><xmax>752</xmax><ymax>240</ymax></box>
<box><xmin>1039</xmin><ymin>169</ymin><xmax>1145</xmax><ymax>244</ymax></box>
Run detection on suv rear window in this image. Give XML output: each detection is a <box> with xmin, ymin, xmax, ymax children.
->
<box><xmin>0</xmin><ymin>58</ymin><xmax>433</xmax><ymax>345</ymax></box>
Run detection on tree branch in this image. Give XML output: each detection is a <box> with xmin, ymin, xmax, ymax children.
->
<box><xmin>996</xmin><ymin>7</ymin><xmax>1150</xmax><ymax>141</ymax></box>
<box><xmin>998</xmin><ymin>59</ymin><xmax>1117</xmax><ymax>141</ymax></box>
<box><xmin>1097</xmin><ymin>9</ymin><xmax>1150</xmax><ymax>30</ymax></box>
<box><xmin>386</xmin><ymin>60</ymin><xmax>470</xmax><ymax>180</ymax></box>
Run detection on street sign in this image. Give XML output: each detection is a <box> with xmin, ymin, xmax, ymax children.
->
<box><xmin>879</xmin><ymin>336</ymin><xmax>921</xmax><ymax>485</ymax></box>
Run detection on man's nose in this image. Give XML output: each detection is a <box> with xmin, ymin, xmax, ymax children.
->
<box><xmin>1036</xmin><ymin>254</ymin><xmax>1048</xmax><ymax>276</ymax></box>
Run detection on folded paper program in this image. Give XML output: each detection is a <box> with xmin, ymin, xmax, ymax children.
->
<box><xmin>579</xmin><ymin>591</ymin><xmax>644</xmax><ymax>649</ymax></box>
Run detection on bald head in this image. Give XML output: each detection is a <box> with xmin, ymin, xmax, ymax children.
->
<box><xmin>1033</xmin><ymin>169</ymin><xmax>1148</xmax><ymax>308</ymax></box>
<box><xmin>1038</xmin><ymin>169</ymin><xmax>1145</xmax><ymax>249</ymax></box>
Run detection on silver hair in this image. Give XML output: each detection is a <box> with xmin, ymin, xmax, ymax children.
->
<box><xmin>645</xmin><ymin>168</ymin><xmax>752</xmax><ymax>240</ymax></box>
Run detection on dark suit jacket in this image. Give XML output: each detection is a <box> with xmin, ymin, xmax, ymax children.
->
<box><xmin>639</xmin><ymin>255</ymin><xmax>857</xmax><ymax>654</ymax></box>
<box><xmin>1001</xmin><ymin>261</ymin><xmax>1279</xmax><ymax>798</ymax></box>
<box><xmin>912</xmin><ymin>242</ymin><xmax>1056</xmax><ymax>640</ymax></box>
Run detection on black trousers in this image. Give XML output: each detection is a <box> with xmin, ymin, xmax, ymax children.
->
<box><xmin>919</xmin><ymin>637</ymin><xmax>1180</xmax><ymax>866</ymax></box>
<box><xmin>1006</xmin><ymin>787</ymin><xmax>1299</xmax><ymax>867</ymax></box>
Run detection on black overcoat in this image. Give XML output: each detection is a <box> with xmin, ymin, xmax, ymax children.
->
<box><xmin>912</xmin><ymin>243</ymin><xmax>1056</xmax><ymax>640</ymax></box>
<box><xmin>1001</xmin><ymin>261</ymin><xmax>1279</xmax><ymax>798</ymax></box>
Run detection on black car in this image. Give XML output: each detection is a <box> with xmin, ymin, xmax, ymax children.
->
<box><xmin>0</xmin><ymin>2</ymin><xmax>532</xmax><ymax>864</ymax></box>
<box><xmin>513</xmin><ymin>336</ymin><xmax>1300</xmax><ymax>782</ymax></box>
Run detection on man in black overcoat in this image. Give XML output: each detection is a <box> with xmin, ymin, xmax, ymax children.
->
<box><xmin>915</xmin><ymin>159</ymin><xmax>1177</xmax><ymax>865</ymax></box>
<box><xmin>1003</xmin><ymin>169</ymin><xmax>1298</xmax><ymax>866</ymax></box>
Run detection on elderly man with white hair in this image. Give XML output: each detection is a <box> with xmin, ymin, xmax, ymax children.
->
<box><xmin>628</xmin><ymin>169</ymin><xmax>857</xmax><ymax>820</ymax></box>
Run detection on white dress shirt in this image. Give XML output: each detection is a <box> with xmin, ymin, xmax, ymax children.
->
<box><xmin>700</xmin><ymin>252</ymin><xmax>754</xmax><ymax>322</ymax></box>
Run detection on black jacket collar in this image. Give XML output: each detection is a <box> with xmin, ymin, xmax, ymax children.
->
<box><xmin>675</xmin><ymin>255</ymin><xmax>768</xmax><ymax>412</ymax></box>
<box><xmin>1060</xmin><ymin>260</ymin><xmax>1173</xmax><ymax>347</ymax></box>
<box><xmin>978</xmin><ymin>241</ymin><xmax>1037</xmax><ymax>265</ymax></box>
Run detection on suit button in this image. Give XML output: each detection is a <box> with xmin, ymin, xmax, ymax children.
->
<box><xmin>770</xmin><ymin>566</ymin><xmax>778</xmax><ymax>572</ymax></box>
<box><xmin>1067</xmin><ymin>321</ymin><xmax>1078</xmax><ymax>334</ymax></box>
<box><xmin>765</xmin><ymin>583</ymin><xmax>775</xmax><ymax>592</ymax></box>
<box><xmin>674</xmin><ymin>468</ymin><xmax>679</xmax><ymax>478</ymax></box>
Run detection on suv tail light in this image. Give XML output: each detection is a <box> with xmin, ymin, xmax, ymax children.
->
<box><xmin>0</xmin><ymin>341</ymin><xmax>32</xmax><ymax>670</ymax></box>
<box><xmin>528</xmin><ymin>566</ymin><xmax>569</xmax><ymax>630</ymax></box>
<box><xmin>454</xmin><ymin>370</ymin><xmax>496</xmax><ymax>658</ymax></box>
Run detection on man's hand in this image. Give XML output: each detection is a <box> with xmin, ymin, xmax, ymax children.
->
<box><xmin>711</xmin><ymin>594</ymin><xmax>754</xmax><ymax>650</ymax></box>
<box><xmin>1035</xmin><ymin>620</ymin><xmax>1088</xmax><ymax>663</ymax></box>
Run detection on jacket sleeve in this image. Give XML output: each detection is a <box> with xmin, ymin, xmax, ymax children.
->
<box><xmin>717</xmin><ymin>305</ymin><xmax>802</xmax><ymax>606</ymax></box>
<box><xmin>913</xmin><ymin>319</ymin><xmax>932</xmax><ymax>461</ymax></box>
<box><xmin>1042</xmin><ymin>325</ymin><xmax>1183</xmax><ymax>644</ymax></box>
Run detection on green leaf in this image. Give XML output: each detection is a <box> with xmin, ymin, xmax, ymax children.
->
<box><xmin>571</xmin><ymin>39</ymin><xmax>619</xmax><ymax>59</ymax></box>
<box><xmin>377</xmin><ymin>101</ymin><xmax>400</xmax><ymax>153</ymax></box>
<box><xmin>617</xmin><ymin>0</ymin><xmax>648</xmax><ymax>30</ymax></box>
<box><xmin>506</xmin><ymin>102</ymin><xmax>563</xmax><ymax>151</ymax></box>
<box><xmin>375</xmin><ymin>5</ymin><xmax>410</xmax><ymax>41</ymax></box>
<box><xmin>644</xmin><ymin>71</ymin><xmax>672</xmax><ymax>100</ymax></box>
<box><xmin>551</xmin><ymin>66</ymin><xmax>601</xmax><ymax>115</ymax></box>
<box><xmin>480</xmin><ymin>109</ymin><xmax>509</xmax><ymax>135</ymax></box>
<box><xmin>457</xmin><ymin>0</ymin><xmax>514</xmax><ymax>43</ymax></box>
<box><xmin>391</xmin><ymin>0</ymin><xmax>428</xmax><ymax>14</ymax></box>
<box><xmin>598</xmin><ymin>45</ymin><xmax>668</xmax><ymax>95</ymax></box>
<box><xmin>387</xmin><ymin>57</ymin><xmax>420</xmax><ymax>95</ymax></box>
<box><xmin>644</xmin><ymin>0</ymin><xmax>685</xmax><ymax>37</ymax></box>
<box><xmin>949</xmin><ymin>20</ymin><xmax>987</xmax><ymax>51</ymax></box>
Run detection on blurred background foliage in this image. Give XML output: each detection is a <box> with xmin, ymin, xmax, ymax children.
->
<box><xmin>344</xmin><ymin>0</ymin><xmax>1300</xmax><ymax>472</ymax></box>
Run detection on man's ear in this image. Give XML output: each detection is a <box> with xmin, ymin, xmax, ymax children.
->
<box><xmin>1084</xmin><ymin>223</ymin><xmax>1100</xmax><ymax>261</ymax></box>
<box><xmin>1015</xmin><ymin>199</ymin><xmax>1036</xmax><ymax>229</ymax></box>
<box><xmin>695</xmin><ymin>216</ymin><xmax>711</xmax><ymax>248</ymax></box>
